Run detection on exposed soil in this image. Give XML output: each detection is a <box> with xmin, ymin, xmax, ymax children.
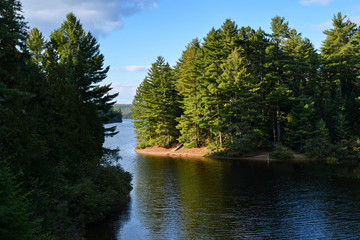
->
<box><xmin>135</xmin><ymin>146</ymin><xmax>211</xmax><ymax>158</ymax></box>
<box><xmin>135</xmin><ymin>145</ymin><xmax>309</xmax><ymax>161</ymax></box>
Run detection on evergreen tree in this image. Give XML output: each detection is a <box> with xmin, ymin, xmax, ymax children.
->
<box><xmin>321</xmin><ymin>13</ymin><xmax>357</xmax><ymax>99</ymax></box>
<box><xmin>133</xmin><ymin>57</ymin><xmax>181</xmax><ymax>148</ymax></box>
<box><xmin>283</xmin><ymin>95</ymin><xmax>317</xmax><ymax>151</ymax></box>
<box><xmin>0</xmin><ymin>0</ymin><xmax>35</xmax><ymax>174</ymax></box>
<box><xmin>200</xmin><ymin>20</ymin><xmax>240</xmax><ymax>148</ymax></box>
<box><xmin>50</xmin><ymin>13</ymin><xmax>118</xmax><ymax>136</ymax></box>
<box><xmin>0</xmin><ymin>166</ymin><xmax>44</xmax><ymax>240</ymax></box>
<box><xmin>26</xmin><ymin>28</ymin><xmax>45</xmax><ymax>65</ymax></box>
<box><xmin>219</xmin><ymin>47</ymin><xmax>264</xmax><ymax>151</ymax></box>
<box><xmin>176</xmin><ymin>39</ymin><xmax>205</xmax><ymax>147</ymax></box>
<box><xmin>321</xmin><ymin>13</ymin><xmax>360</xmax><ymax>144</ymax></box>
<box><xmin>266</xmin><ymin>16</ymin><xmax>294</xmax><ymax>144</ymax></box>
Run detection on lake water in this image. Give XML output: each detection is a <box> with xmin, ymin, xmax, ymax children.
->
<box><xmin>86</xmin><ymin>119</ymin><xmax>360</xmax><ymax>239</ymax></box>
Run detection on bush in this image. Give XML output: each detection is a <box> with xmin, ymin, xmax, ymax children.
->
<box><xmin>270</xmin><ymin>145</ymin><xmax>294</xmax><ymax>160</ymax></box>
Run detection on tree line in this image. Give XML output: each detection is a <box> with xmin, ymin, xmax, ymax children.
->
<box><xmin>132</xmin><ymin>13</ymin><xmax>360</xmax><ymax>161</ymax></box>
<box><xmin>0</xmin><ymin>1</ymin><xmax>131</xmax><ymax>239</ymax></box>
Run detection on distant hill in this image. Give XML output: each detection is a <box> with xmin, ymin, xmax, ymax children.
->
<box><xmin>114</xmin><ymin>104</ymin><xmax>133</xmax><ymax>119</ymax></box>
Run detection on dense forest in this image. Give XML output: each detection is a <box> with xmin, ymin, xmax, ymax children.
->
<box><xmin>133</xmin><ymin>14</ymin><xmax>360</xmax><ymax>161</ymax></box>
<box><xmin>0</xmin><ymin>1</ymin><xmax>131</xmax><ymax>239</ymax></box>
<box><xmin>114</xmin><ymin>104</ymin><xmax>133</xmax><ymax>119</ymax></box>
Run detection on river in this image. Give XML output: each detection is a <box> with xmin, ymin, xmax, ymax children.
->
<box><xmin>86</xmin><ymin>119</ymin><xmax>360</xmax><ymax>239</ymax></box>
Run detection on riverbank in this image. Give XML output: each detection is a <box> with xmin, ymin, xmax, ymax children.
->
<box><xmin>135</xmin><ymin>146</ymin><xmax>308</xmax><ymax>161</ymax></box>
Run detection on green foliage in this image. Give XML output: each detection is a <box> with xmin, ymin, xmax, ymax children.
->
<box><xmin>132</xmin><ymin>56</ymin><xmax>181</xmax><ymax>148</ymax></box>
<box><xmin>108</xmin><ymin>109</ymin><xmax>123</xmax><ymax>123</ymax></box>
<box><xmin>0</xmin><ymin>167</ymin><xmax>45</xmax><ymax>240</ymax></box>
<box><xmin>270</xmin><ymin>145</ymin><xmax>294</xmax><ymax>160</ymax></box>
<box><xmin>305</xmin><ymin>119</ymin><xmax>333</xmax><ymax>159</ymax></box>
<box><xmin>114</xmin><ymin>104</ymin><xmax>133</xmax><ymax>119</ymax></box>
<box><xmin>1</xmin><ymin>3</ymin><xmax>131</xmax><ymax>239</ymax></box>
<box><xmin>133</xmin><ymin>14</ymin><xmax>360</xmax><ymax>162</ymax></box>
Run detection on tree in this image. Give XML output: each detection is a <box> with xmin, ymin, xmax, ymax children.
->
<box><xmin>219</xmin><ymin>47</ymin><xmax>264</xmax><ymax>151</ymax></box>
<box><xmin>0</xmin><ymin>0</ymin><xmax>33</xmax><ymax>173</ymax></box>
<box><xmin>50</xmin><ymin>13</ymin><xmax>118</xmax><ymax>136</ymax></box>
<box><xmin>27</xmin><ymin>28</ymin><xmax>45</xmax><ymax>65</ymax></box>
<box><xmin>320</xmin><ymin>13</ymin><xmax>360</xmax><ymax>146</ymax></box>
<box><xmin>176</xmin><ymin>39</ymin><xmax>205</xmax><ymax>147</ymax></box>
<box><xmin>283</xmin><ymin>95</ymin><xmax>317</xmax><ymax>151</ymax></box>
<box><xmin>133</xmin><ymin>57</ymin><xmax>181</xmax><ymax>148</ymax></box>
<box><xmin>321</xmin><ymin>13</ymin><xmax>357</xmax><ymax>99</ymax></box>
<box><xmin>200</xmin><ymin>20</ymin><xmax>241</xmax><ymax>148</ymax></box>
<box><xmin>0</xmin><ymin>166</ymin><xmax>44</xmax><ymax>240</ymax></box>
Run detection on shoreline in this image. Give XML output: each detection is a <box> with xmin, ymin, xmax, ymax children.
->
<box><xmin>134</xmin><ymin>146</ymin><xmax>297</xmax><ymax>161</ymax></box>
<box><xmin>135</xmin><ymin>146</ymin><xmax>212</xmax><ymax>159</ymax></box>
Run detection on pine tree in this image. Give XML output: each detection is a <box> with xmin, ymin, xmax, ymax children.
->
<box><xmin>0</xmin><ymin>0</ymin><xmax>33</xmax><ymax>172</ymax></box>
<box><xmin>200</xmin><ymin>20</ymin><xmax>240</xmax><ymax>148</ymax></box>
<box><xmin>133</xmin><ymin>57</ymin><xmax>181</xmax><ymax>148</ymax></box>
<box><xmin>0</xmin><ymin>166</ymin><xmax>44</xmax><ymax>240</ymax></box>
<box><xmin>281</xmin><ymin>29</ymin><xmax>319</xmax><ymax>97</ymax></box>
<box><xmin>26</xmin><ymin>28</ymin><xmax>45</xmax><ymax>65</ymax></box>
<box><xmin>283</xmin><ymin>95</ymin><xmax>317</xmax><ymax>151</ymax></box>
<box><xmin>321</xmin><ymin>13</ymin><xmax>357</xmax><ymax>99</ymax></box>
<box><xmin>321</xmin><ymin>13</ymin><xmax>360</xmax><ymax>144</ymax></box>
<box><xmin>265</xmin><ymin>16</ymin><xmax>294</xmax><ymax>144</ymax></box>
<box><xmin>50</xmin><ymin>13</ymin><xmax>118</xmax><ymax>136</ymax></box>
<box><xmin>176</xmin><ymin>39</ymin><xmax>205</xmax><ymax>147</ymax></box>
<box><xmin>219</xmin><ymin>47</ymin><xmax>263</xmax><ymax>151</ymax></box>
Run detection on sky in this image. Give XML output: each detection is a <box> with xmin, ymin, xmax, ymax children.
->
<box><xmin>21</xmin><ymin>0</ymin><xmax>360</xmax><ymax>103</ymax></box>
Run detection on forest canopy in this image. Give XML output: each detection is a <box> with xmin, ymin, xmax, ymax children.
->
<box><xmin>132</xmin><ymin>13</ymin><xmax>360</xmax><ymax>161</ymax></box>
<box><xmin>0</xmin><ymin>1</ymin><xmax>131</xmax><ymax>239</ymax></box>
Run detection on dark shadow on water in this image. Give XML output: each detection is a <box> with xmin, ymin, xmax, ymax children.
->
<box><xmin>84</xmin><ymin>203</ymin><xmax>131</xmax><ymax>240</ymax></box>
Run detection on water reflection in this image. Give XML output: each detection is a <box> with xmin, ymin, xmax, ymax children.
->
<box><xmin>86</xmin><ymin>120</ymin><xmax>360</xmax><ymax>239</ymax></box>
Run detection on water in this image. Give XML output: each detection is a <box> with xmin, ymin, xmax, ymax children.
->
<box><xmin>86</xmin><ymin>119</ymin><xmax>360</xmax><ymax>239</ymax></box>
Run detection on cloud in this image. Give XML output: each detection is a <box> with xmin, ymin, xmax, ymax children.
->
<box><xmin>300</xmin><ymin>0</ymin><xmax>333</xmax><ymax>5</ymax></box>
<box><xmin>21</xmin><ymin>0</ymin><xmax>158</xmax><ymax>36</ymax></box>
<box><xmin>311</xmin><ymin>15</ymin><xmax>360</xmax><ymax>31</ymax></box>
<box><xmin>111</xmin><ymin>65</ymin><xmax>150</xmax><ymax>72</ymax></box>
<box><xmin>122</xmin><ymin>65</ymin><xmax>150</xmax><ymax>72</ymax></box>
<box><xmin>109</xmin><ymin>83</ymin><xmax>138</xmax><ymax>103</ymax></box>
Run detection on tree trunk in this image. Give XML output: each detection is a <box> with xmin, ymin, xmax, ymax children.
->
<box><xmin>219</xmin><ymin>132</ymin><xmax>223</xmax><ymax>148</ymax></box>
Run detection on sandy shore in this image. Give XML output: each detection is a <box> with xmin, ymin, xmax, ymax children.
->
<box><xmin>134</xmin><ymin>146</ymin><xmax>286</xmax><ymax>161</ymax></box>
<box><xmin>135</xmin><ymin>146</ymin><xmax>212</xmax><ymax>158</ymax></box>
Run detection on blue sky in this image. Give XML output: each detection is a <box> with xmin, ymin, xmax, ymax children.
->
<box><xmin>22</xmin><ymin>0</ymin><xmax>360</xmax><ymax>103</ymax></box>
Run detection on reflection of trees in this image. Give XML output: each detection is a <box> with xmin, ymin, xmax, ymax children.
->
<box><xmin>134</xmin><ymin>156</ymin><xmax>360</xmax><ymax>239</ymax></box>
<box><xmin>84</xmin><ymin>205</ymin><xmax>131</xmax><ymax>240</ymax></box>
<box><xmin>135</xmin><ymin>156</ymin><xmax>183</xmax><ymax>238</ymax></box>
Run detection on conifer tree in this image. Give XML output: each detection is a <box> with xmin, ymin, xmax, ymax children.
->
<box><xmin>27</xmin><ymin>28</ymin><xmax>45</xmax><ymax>65</ymax></box>
<box><xmin>176</xmin><ymin>39</ymin><xmax>205</xmax><ymax>147</ymax></box>
<box><xmin>200</xmin><ymin>20</ymin><xmax>240</xmax><ymax>148</ymax></box>
<box><xmin>266</xmin><ymin>16</ymin><xmax>293</xmax><ymax>144</ymax></box>
<box><xmin>283</xmin><ymin>96</ymin><xmax>317</xmax><ymax>151</ymax></box>
<box><xmin>321</xmin><ymin>13</ymin><xmax>357</xmax><ymax>99</ymax></box>
<box><xmin>0</xmin><ymin>0</ymin><xmax>32</xmax><ymax>172</ymax></box>
<box><xmin>321</xmin><ymin>13</ymin><xmax>360</xmax><ymax>141</ymax></box>
<box><xmin>50</xmin><ymin>13</ymin><xmax>118</xmax><ymax>136</ymax></box>
<box><xmin>133</xmin><ymin>57</ymin><xmax>181</xmax><ymax>148</ymax></box>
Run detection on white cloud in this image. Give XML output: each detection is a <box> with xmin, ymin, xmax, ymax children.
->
<box><xmin>109</xmin><ymin>83</ymin><xmax>138</xmax><ymax>103</ymax></box>
<box><xmin>122</xmin><ymin>65</ymin><xmax>150</xmax><ymax>72</ymax></box>
<box><xmin>21</xmin><ymin>0</ymin><xmax>158</xmax><ymax>36</ymax></box>
<box><xmin>300</xmin><ymin>0</ymin><xmax>333</xmax><ymax>5</ymax></box>
<box><xmin>311</xmin><ymin>15</ymin><xmax>360</xmax><ymax>31</ymax></box>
